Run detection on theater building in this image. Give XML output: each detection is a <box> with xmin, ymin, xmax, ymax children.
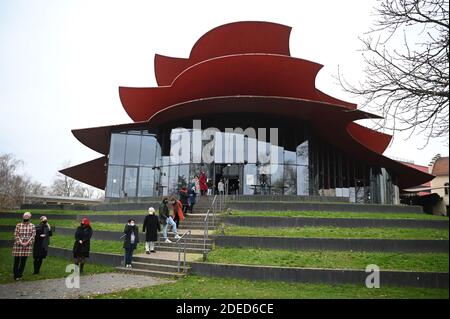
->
<box><xmin>61</xmin><ymin>21</ymin><xmax>433</xmax><ymax>204</ymax></box>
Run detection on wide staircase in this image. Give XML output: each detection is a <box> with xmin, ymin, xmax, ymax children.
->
<box><xmin>116</xmin><ymin>195</ymin><xmax>220</xmax><ymax>278</ymax></box>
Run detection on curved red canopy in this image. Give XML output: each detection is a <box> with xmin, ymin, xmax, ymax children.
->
<box><xmin>62</xmin><ymin>21</ymin><xmax>433</xmax><ymax>190</ymax></box>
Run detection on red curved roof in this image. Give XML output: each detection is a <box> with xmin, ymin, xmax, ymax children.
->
<box><xmin>63</xmin><ymin>21</ymin><xmax>433</xmax><ymax>190</ymax></box>
<box><xmin>154</xmin><ymin>21</ymin><xmax>292</xmax><ymax>86</ymax></box>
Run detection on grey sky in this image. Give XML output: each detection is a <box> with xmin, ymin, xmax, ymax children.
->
<box><xmin>0</xmin><ymin>0</ymin><xmax>448</xmax><ymax>187</ymax></box>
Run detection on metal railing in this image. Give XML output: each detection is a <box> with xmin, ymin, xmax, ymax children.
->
<box><xmin>176</xmin><ymin>230</ymin><xmax>191</xmax><ymax>273</ymax></box>
<box><xmin>203</xmin><ymin>193</ymin><xmax>230</xmax><ymax>260</ymax></box>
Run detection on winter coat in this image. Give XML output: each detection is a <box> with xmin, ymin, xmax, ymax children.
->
<box><xmin>12</xmin><ymin>222</ymin><xmax>36</xmax><ymax>257</ymax></box>
<box><xmin>73</xmin><ymin>225</ymin><xmax>93</xmax><ymax>258</ymax></box>
<box><xmin>172</xmin><ymin>200</ymin><xmax>185</xmax><ymax>221</ymax></box>
<box><xmin>179</xmin><ymin>190</ymin><xmax>189</xmax><ymax>205</ymax></box>
<box><xmin>123</xmin><ymin>224</ymin><xmax>139</xmax><ymax>249</ymax></box>
<box><xmin>33</xmin><ymin>223</ymin><xmax>52</xmax><ymax>259</ymax></box>
<box><xmin>188</xmin><ymin>186</ymin><xmax>197</xmax><ymax>206</ymax></box>
<box><xmin>199</xmin><ymin>173</ymin><xmax>208</xmax><ymax>191</ymax></box>
<box><xmin>142</xmin><ymin>214</ymin><xmax>160</xmax><ymax>242</ymax></box>
<box><xmin>158</xmin><ymin>203</ymin><xmax>170</xmax><ymax>225</ymax></box>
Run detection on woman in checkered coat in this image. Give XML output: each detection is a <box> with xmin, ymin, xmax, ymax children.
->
<box><xmin>12</xmin><ymin>212</ymin><xmax>36</xmax><ymax>280</ymax></box>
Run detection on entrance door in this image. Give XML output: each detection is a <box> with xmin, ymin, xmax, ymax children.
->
<box><xmin>216</xmin><ymin>164</ymin><xmax>242</xmax><ymax>195</ymax></box>
<box><xmin>123</xmin><ymin>166</ymin><xmax>138</xmax><ymax>197</ymax></box>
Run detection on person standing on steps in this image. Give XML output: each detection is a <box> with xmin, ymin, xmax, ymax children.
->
<box><xmin>123</xmin><ymin>218</ymin><xmax>139</xmax><ymax>268</ymax></box>
<box><xmin>159</xmin><ymin>197</ymin><xmax>181</xmax><ymax>243</ymax></box>
<box><xmin>33</xmin><ymin>216</ymin><xmax>52</xmax><ymax>275</ymax></box>
<box><xmin>12</xmin><ymin>212</ymin><xmax>36</xmax><ymax>281</ymax></box>
<box><xmin>179</xmin><ymin>186</ymin><xmax>189</xmax><ymax>217</ymax></box>
<box><xmin>218</xmin><ymin>179</ymin><xmax>225</xmax><ymax>196</ymax></box>
<box><xmin>72</xmin><ymin>217</ymin><xmax>92</xmax><ymax>275</ymax></box>
<box><xmin>199</xmin><ymin>171</ymin><xmax>208</xmax><ymax>196</ymax></box>
<box><xmin>170</xmin><ymin>196</ymin><xmax>185</xmax><ymax>228</ymax></box>
<box><xmin>142</xmin><ymin>207</ymin><xmax>160</xmax><ymax>254</ymax></box>
<box><xmin>188</xmin><ymin>182</ymin><xmax>197</xmax><ymax>214</ymax></box>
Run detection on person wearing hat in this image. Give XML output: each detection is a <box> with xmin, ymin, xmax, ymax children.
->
<box><xmin>32</xmin><ymin>216</ymin><xmax>53</xmax><ymax>275</ymax></box>
<box><xmin>12</xmin><ymin>212</ymin><xmax>36</xmax><ymax>281</ymax></box>
<box><xmin>72</xmin><ymin>217</ymin><xmax>93</xmax><ymax>274</ymax></box>
<box><xmin>123</xmin><ymin>218</ymin><xmax>139</xmax><ymax>268</ymax></box>
<box><xmin>142</xmin><ymin>207</ymin><xmax>160</xmax><ymax>254</ymax></box>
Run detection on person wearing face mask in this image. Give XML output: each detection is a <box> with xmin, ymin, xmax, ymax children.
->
<box><xmin>32</xmin><ymin>216</ymin><xmax>53</xmax><ymax>275</ymax></box>
<box><xmin>12</xmin><ymin>212</ymin><xmax>36</xmax><ymax>281</ymax></box>
<box><xmin>123</xmin><ymin>218</ymin><xmax>139</xmax><ymax>268</ymax></box>
<box><xmin>72</xmin><ymin>217</ymin><xmax>93</xmax><ymax>274</ymax></box>
<box><xmin>142</xmin><ymin>207</ymin><xmax>160</xmax><ymax>254</ymax></box>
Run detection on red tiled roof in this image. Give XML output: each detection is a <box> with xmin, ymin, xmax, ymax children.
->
<box><xmin>432</xmin><ymin>157</ymin><xmax>449</xmax><ymax>176</ymax></box>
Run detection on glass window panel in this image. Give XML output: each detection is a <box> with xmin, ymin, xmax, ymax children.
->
<box><xmin>178</xmin><ymin>164</ymin><xmax>190</xmax><ymax>189</ymax></box>
<box><xmin>284</xmin><ymin>165</ymin><xmax>297</xmax><ymax>195</ymax></box>
<box><xmin>106</xmin><ymin>165</ymin><xmax>123</xmax><ymax>198</ymax></box>
<box><xmin>160</xmin><ymin>157</ymin><xmax>170</xmax><ymax>196</ymax></box>
<box><xmin>297</xmin><ymin>165</ymin><xmax>309</xmax><ymax>195</ymax></box>
<box><xmin>284</xmin><ymin>150</ymin><xmax>296</xmax><ymax>165</ymax></box>
<box><xmin>168</xmin><ymin>165</ymin><xmax>179</xmax><ymax>195</ymax></box>
<box><xmin>297</xmin><ymin>140</ymin><xmax>309</xmax><ymax>165</ymax></box>
<box><xmin>138</xmin><ymin>167</ymin><xmax>154</xmax><ymax>197</ymax></box>
<box><xmin>109</xmin><ymin>134</ymin><xmax>126</xmax><ymax>165</ymax></box>
<box><xmin>125</xmin><ymin>134</ymin><xmax>141</xmax><ymax>166</ymax></box>
<box><xmin>140</xmin><ymin>135</ymin><xmax>157</xmax><ymax>167</ymax></box>
<box><xmin>123</xmin><ymin>167</ymin><xmax>138</xmax><ymax>197</ymax></box>
<box><xmin>243</xmin><ymin>164</ymin><xmax>257</xmax><ymax>195</ymax></box>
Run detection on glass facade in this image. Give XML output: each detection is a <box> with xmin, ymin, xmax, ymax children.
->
<box><xmin>105</xmin><ymin>125</ymin><xmax>399</xmax><ymax>204</ymax></box>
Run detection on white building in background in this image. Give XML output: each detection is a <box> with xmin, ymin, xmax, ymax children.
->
<box><xmin>428</xmin><ymin>155</ymin><xmax>449</xmax><ymax>215</ymax></box>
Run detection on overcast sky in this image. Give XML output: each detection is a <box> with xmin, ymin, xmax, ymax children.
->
<box><xmin>1</xmin><ymin>0</ymin><xmax>448</xmax><ymax>187</ymax></box>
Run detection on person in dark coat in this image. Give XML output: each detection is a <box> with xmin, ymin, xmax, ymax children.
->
<box><xmin>33</xmin><ymin>216</ymin><xmax>52</xmax><ymax>274</ymax></box>
<box><xmin>123</xmin><ymin>218</ymin><xmax>139</xmax><ymax>268</ymax></box>
<box><xmin>179</xmin><ymin>187</ymin><xmax>189</xmax><ymax>216</ymax></box>
<box><xmin>72</xmin><ymin>217</ymin><xmax>92</xmax><ymax>274</ymax></box>
<box><xmin>142</xmin><ymin>207</ymin><xmax>160</xmax><ymax>254</ymax></box>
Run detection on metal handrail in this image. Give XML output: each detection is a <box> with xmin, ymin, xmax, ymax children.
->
<box><xmin>203</xmin><ymin>194</ymin><xmax>221</xmax><ymax>260</ymax></box>
<box><xmin>176</xmin><ymin>230</ymin><xmax>191</xmax><ymax>273</ymax></box>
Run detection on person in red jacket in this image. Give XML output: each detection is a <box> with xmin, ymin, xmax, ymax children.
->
<box><xmin>170</xmin><ymin>196</ymin><xmax>185</xmax><ymax>228</ymax></box>
<box><xmin>199</xmin><ymin>171</ymin><xmax>208</xmax><ymax>196</ymax></box>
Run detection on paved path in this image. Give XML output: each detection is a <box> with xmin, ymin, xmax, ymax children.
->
<box><xmin>0</xmin><ymin>273</ymin><xmax>174</xmax><ymax>299</ymax></box>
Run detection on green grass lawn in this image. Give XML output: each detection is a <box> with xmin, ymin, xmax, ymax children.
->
<box><xmin>223</xmin><ymin>225</ymin><xmax>449</xmax><ymax>240</ymax></box>
<box><xmin>229</xmin><ymin>210</ymin><xmax>449</xmax><ymax>220</ymax></box>
<box><xmin>92</xmin><ymin>274</ymin><xmax>448</xmax><ymax>299</ymax></box>
<box><xmin>0</xmin><ymin>218</ymin><xmax>126</xmax><ymax>232</ymax></box>
<box><xmin>0</xmin><ymin>248</ymin><xmax>114</xmax><ymax>284</ymax></box>
<box><xmin>206</xmin><ymin>247</ymin><xmax>449</xmax><ymax>272</ymax></box>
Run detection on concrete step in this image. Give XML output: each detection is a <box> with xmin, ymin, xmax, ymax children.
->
<box><xmin>132</xmin><ymin>255</ymin><xmax>179</xmax><ymax>266</ymax></box>
<box><xmin>132</xmin><ymin>261</ymin><xmax>190</xmax><ymax>273</ymax></box>
<box><xmin>178</xmin><ymin>225</ymin><xmax>217</xmax><ymax>230</ymax></box>
<box><xmin>157</xmin><ymin>237</ymin><xmax>214</xmax><ymax>244</ymax></box>
<box><xmin>153</xmin><ymin>245</ymin><xmax>208</xmax><ymax>254</ymax></box>
<box><xmin>115</xmin><ymin>267</ymin><xmax>186</xmax><ymax>279</ymax></box>
<box><xmin>155</xmin><ymin>242</ymin><xmax>212</xmax><ymax>250</ymax></box>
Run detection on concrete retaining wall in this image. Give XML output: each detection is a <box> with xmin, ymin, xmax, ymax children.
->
<box><xmin>224</xmin><ymin>216</ymin><xmax>449</xmax><ymax>229</ymax></box>
<box><xmin>20</xmin><ymin>204</ymin><xmax>90</xmax><ymax>211</ymax></box>
<box><xmin>92</xmin><ymin>202</ymin><xmax>161</xmax><ymax>212</ymax></box>
<box><xmin>190</xmin><ymin>262</ymin><xmax>449</xmax><ymax>289</ymax></box>
<box><xmin>228</xmin><ymin>202</ymin><xmax>424</xmax><ymax>213</ymax></box>
<box><xmin>215</xmin><ymin>236</ymin><xmax>449</xmax><ymax>253</ymax></box>
<box><xmin>0</xmin><ymin>212</ymin><xmax>76</xmax><ymax>220</ymax></box>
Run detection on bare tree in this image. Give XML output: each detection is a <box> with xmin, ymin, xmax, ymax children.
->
<box><xmin>339</xmin><ymin>0</ymin><xmax>449</xmax><ymax>146</ymax></box>
<box><xmin>0</xmin><ymin>154</ymin><xmax>28</xmax><ymax>209</ymax></box>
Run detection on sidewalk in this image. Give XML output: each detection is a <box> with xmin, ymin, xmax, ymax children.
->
<box><xmin>0</xmin><ymin>273</ymin><xmax>173</xmax><ymax>299</ymax></box>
